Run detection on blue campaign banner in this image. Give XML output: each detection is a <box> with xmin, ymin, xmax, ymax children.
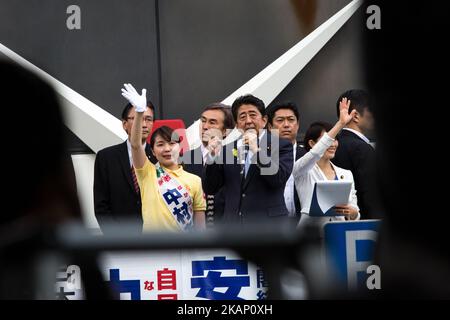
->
<box><xmin>323</xmin><ymin>219</ymin><xmax>381</xmax><ymax>290</ymax></box>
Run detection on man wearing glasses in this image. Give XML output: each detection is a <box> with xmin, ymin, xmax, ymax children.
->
<box><xmin>94</xmin><ymin>101</ymin><xmax>156</xmax><ymax>233</ymax></box>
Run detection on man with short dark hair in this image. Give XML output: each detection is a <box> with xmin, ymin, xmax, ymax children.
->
<box><xmin>267</xmin><ymin>102</ymin><xmax>306</xmax><ymax>224</ymax></box>
<box><xmin>94</xmin><ymin>101</ymin><xmax>156</xmax><ymax>233</ymax></box>
<box><xmin>183</xmin><ymin>102</ymin><xmax>234</xmax><ymax>226</ymax></box>
<box><xmin>203</xmin><ymin>94</ymin><xmax>293</xmax><ymax>226</ymax></box>
<box><xmin>332</xmin><ymin>89</ymin><xmax>377</xmax><ymax>218</ymax></box>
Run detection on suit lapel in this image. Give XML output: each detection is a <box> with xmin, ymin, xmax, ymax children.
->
<box><xmin>119</xmin><ymin>141</ymin><xmax>135</xmax><ymax>192</ymax></box>
<box><xmin>242</xmin><ymin>161</ymin><xmax>257</xmax><ymax>191</ymax></box>
<box><xmin>190</xmin><ymin>147</ymin><xmax>204</xmax><ymax>177</ymax></box>
<box><xmin>196</xmin><ymin>147</ymin><xmax>204</xmax><ymax>166</ymax></box>
<box><xmin>296</xmin><ymin>144</ymin><xmax>306</xmax><ymax>160</ymax></box>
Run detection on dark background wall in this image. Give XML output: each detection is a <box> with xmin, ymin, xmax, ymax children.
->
<box><xmin>159</xmin><ymin>0</ymin><xmax>364</xmax><ymax>142</ymax></box>
<box><xmin>0</xmin><ymin>0</ymin><xmax>365</xmax><ymax>151</ymax></box>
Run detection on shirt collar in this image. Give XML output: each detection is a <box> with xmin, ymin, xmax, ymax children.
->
<box><xmin>342</xmin><ymin>128</ymin><xmax>370</xmax><ymax>144</ymax></box>
<box><xmin>163</xmin><ymin>165</ymin><xmax>183</xmax><ymax>177</ymax></box>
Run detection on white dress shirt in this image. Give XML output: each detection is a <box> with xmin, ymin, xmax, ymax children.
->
<box><xmin>292</xmin><ymin>133</ymin><xmax>360</xmax><ymax>229</ymax></box>
<box><xmin>200</xmin><ymin>143</ymin><xmax>209</xmax><ymax>165</ymax></box>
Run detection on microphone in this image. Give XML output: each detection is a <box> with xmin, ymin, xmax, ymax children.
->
<box><xmin>241</xmin><ymin>132</ymin><xmax>250</xmax><ymax>162</ymax></box>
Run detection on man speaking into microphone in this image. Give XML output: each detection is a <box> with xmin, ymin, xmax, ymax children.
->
<box><xmin>202</xmin><ymin>94</ymin><xmax>293</xmax><ymax>227</ymax></box>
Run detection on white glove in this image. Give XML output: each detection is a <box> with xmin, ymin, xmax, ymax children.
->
<box><xmin>121</xmin><ymin>83</ymin><xmax>147</xmax><ymax>113</ymax></box>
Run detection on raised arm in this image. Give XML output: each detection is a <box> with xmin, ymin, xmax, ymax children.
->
<box><xmin>293</xmin><ymin>134</ymin><xmax>334</xmax><ymax>177</ymax></box>
<box><xmin>121</xmin><ymin>83</ymin><xmax>148</xmax><ymax>169</ymax></box>
<box><xmin>293</xmin><ymin>98</ymin><xmax>356</xmax><ymax>178</ymax></box>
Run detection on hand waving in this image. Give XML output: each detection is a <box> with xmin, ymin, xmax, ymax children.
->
<box><xmin>121</xmin><ymin>83</ymin><xmax>147</xmax><ymax>113</ymax></box>
<box><xmin>338</xmin><ymin>97</ymin><xmax>357</xmax><ymax>126</ymax></box>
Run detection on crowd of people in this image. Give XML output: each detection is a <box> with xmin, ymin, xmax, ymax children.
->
<box><xmin>0</xmin><ymin>54</ymin><xmax>434</xmax><ymax>300</ymax></box>
<box><xmin>93</xmin><ymin>83</ymin><xmax>377</xmax><ymax>233</ymax></box>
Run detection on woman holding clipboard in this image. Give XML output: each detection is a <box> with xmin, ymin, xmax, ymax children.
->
<box><xmin>293</xmin><ymin>98</ymin><xmax>360</xmax><ymax>228</ymax></box>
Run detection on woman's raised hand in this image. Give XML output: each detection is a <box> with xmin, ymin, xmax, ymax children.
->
<box><xmin>338</xmin><ymin>97</ymin><xmax>357</xmax><ymax>126</ymax></box>
<box><xmin>121</xmin><ymin>83</ymin><xmax>147</xmax><ymax>113</ymax></box>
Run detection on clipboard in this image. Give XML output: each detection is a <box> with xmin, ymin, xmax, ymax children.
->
<box><xmin>309</xmin><ymin>180</ymin><xmax>352</xmax><ymax>217</ymax></box>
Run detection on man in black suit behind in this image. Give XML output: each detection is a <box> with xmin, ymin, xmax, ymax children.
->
<box><xmin>332</xmin><ymin>89</ymin><xmax>378</xmax><ymax>219</ymax></box>
<box><xmin>94</xmin><ymin>101</ymin><xmax>156</xmax><ymax>233</ymax></box>
<box><xmin>203</xmin><ymin>95</ymin><xmax>293</xmax><ymax>226</ymax></box>
<box><xmin>182</xmin><ymin>103</ymin><xmax>234</xmax><ymax>227</ymax></box>
<box><xmin>267</xmin><ymin>102</ymin><xmax>306</xmax><ymax>225</ymax></box>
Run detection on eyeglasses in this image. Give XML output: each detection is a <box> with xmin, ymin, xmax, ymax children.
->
<box><xmin>127</xmin><ymin>116</ymin><xmax>154</xmax><ymax>123</ymax></box>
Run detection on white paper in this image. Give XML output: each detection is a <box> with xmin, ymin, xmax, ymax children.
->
<box><xmin>314</xmin><ymin>180</ymin><xmax>352</xmax><ymax>214</ymax></box>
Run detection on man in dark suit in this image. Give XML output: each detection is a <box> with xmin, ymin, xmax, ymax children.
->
<box><xmin>267</xmin><ymin>102</ymin><xmax>306</xmax><ymax>225</ymax></box>
<box><xmin>332</xmin><ymin>89</ymin><xmax>378</xmax><ymax>219</ymax></box>
<box><xmin>94</xmin><ymin>101</ymin><xmax>156</xmax><ymax>233</ymax></box>
<box><xmin>182</xmin><ymin>103</ymin><xmax>234</xmax><ymax>227</ymax></box>
<box><xmin>203</xmin><ymin>94</ymin><xmax>293</xmax><ymax>226</ymax></box>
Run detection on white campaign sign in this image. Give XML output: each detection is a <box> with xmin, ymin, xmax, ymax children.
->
<box><xmin>55</xmin><ymin>249</ymin><xmax>268</xmax><ymax>300</ymax></box>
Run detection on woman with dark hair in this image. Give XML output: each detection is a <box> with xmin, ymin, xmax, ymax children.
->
<box><xmin>121</xmin><ymin>84</ymin><xmax>206</xmax><ymax>232</ymax></box>
<box><xmin>293</xmin><ymin>98</ymin><xmax>360</xmax><ymax>228</ymax></box>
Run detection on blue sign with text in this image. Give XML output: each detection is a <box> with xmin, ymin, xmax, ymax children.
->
<box><xmin>324</xmin><ymin>220</ymin><xmax>381</xmax><ymax>290</ymax></box>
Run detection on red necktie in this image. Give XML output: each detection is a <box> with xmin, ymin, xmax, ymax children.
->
<box><xmin>131</xmin><ymin>166</ymin><xmax>140</xmax><ymax>194</ymax></box>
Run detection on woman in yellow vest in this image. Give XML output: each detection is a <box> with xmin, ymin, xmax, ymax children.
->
<box><xmin>121</xmin><ymin>84</ymin><xmax>206</xmax><ymax>232</ymax></box>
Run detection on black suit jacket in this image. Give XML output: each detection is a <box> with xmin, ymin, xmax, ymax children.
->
<box><xmin>94</xmin><ymin>141</ymin><xmax>155</xmax><ymax>232</ymax></box>
<box><xmin>333</xmin><ymin>129</ymin><xmax>377</xmax><ymax>218</ymax></box>
<box><xmin>203</xmin><ymin>131</ymin><xmax>293</xmax><ymax>226</ymax></box>
<box><xmin>181</xmin><ymin>147</ymin><xmax>205</xmax><ymax>179</ymax></box>
<box><xmin>182</xmin><ymin>147</ymin><xmax>226</xmax><ymax>223</ymax></box>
